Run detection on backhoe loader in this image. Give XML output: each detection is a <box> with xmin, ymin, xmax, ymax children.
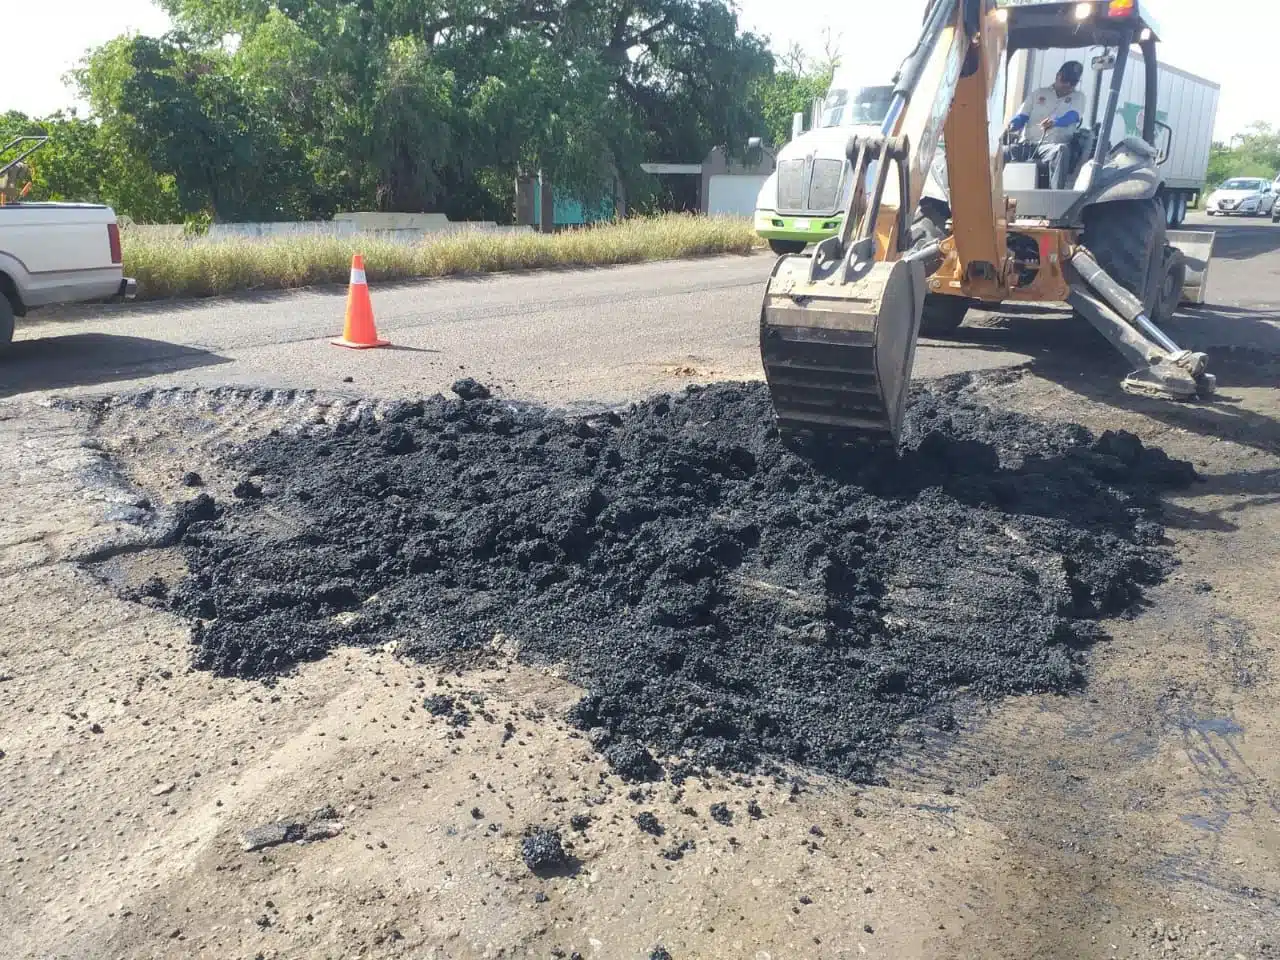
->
<box><xmin>759</xmin><ymin>0</ymin><xmax>1217</xmax><ymax>443</ymax></box>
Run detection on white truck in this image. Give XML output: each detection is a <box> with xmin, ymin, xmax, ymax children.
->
<box><xmin>754</xmin><ymin>59</ymin><xmax>899</xmax><ymax>255</ymax></box>
<box><xmin>0</xmin><ymin>138</ymin><xmax>136</xmax><ymax>352</ymax></box>
<box><xmin>755</xmin><ymin>31</ymin><xmax>1220</xmax><ymax>246</ymax></box>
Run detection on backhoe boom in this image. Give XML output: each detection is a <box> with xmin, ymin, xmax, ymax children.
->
<box><xmin>759</xmin><ymin>0</ymin><xmax>993</xmax><ymax>443</ymax></box>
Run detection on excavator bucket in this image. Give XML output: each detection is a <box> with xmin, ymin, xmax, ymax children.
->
<box><xmin>755</xmin><ymin>0</ymin><xmax>964</xmax><ymax>446</ymax></box>
<box><xmin>760</xmin><ymin>250</ymin><xmax>927</xmax><ymax>444</ymax></box>
<box><xmin>1168</xmin><ymin>229</ymin><xmax>1216</xmax><ymax>305</ymax></box>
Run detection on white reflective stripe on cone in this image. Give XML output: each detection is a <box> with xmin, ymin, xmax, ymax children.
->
<box><xmin>350</xmin><ymin>268</ymin><xmax>367</xmax><ymax>285</ymax></box>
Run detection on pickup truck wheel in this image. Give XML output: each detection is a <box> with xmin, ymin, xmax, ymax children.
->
<box><xmin>0</xmin><ymin>294</ymin><xmax>15</xmax><ymax>353</ymax></box>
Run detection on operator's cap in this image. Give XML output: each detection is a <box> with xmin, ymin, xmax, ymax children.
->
<box><xmin>1059</xmin><ymin>60</ymin><xmax>1084</xmax><ymax>84</ymax></box>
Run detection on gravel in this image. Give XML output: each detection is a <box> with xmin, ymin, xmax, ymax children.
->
<box><xmin>634</xmin><ymin>811</ymin><xmax>664</xmax><ymax>836</ymax></box>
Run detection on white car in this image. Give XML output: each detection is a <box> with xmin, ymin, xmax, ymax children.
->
<box><xmin>1205</xmin><ymin>178</ymin><xmax>1277</xmax><ymax>217</ymax></box>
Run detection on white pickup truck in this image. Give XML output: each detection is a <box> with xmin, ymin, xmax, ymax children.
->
<box><xmin>0</xmin><ymin>140</ymin><xmax>137</xmax><ymax>352</ymax></box>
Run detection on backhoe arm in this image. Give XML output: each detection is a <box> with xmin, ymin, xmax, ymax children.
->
<box><xmin>759</xmin><ymin>0</ymin><xmax>1001</xmax><ymax>444</ymax></box>
<box><xmin>846</xmin><ymin>0</ymin><xmax>993</xmax><ymax>262</ymax></box>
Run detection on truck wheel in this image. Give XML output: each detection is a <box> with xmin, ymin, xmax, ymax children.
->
<box><xmin>768</xmin><ymin>239</ymin><xmax>807</xmax><ymax>256</ymax></box>
<box><xmin>0</xmin><ymin>294</ymin><xmax>14</xmax><ymax>354</ymax></box>
<box><xmin>919</xmin><ymin>294</ymin><xmax>970</xmax><ymax>337</ymax></box>
<box><xmin>1078</xmin><ymin>198</ymin><xmax>1166</xmax><ymax>322</ymax></box>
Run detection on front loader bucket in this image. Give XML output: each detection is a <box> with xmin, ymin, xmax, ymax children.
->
<box><xmin>760</xmin><ymin>252</ymin><xmax>926</xmax><ymax>444</ymax></box>
<box><xmin>1167</xmin><ymin>229</ymin><xmax>1215</xmax><ymax>305</ymax></box>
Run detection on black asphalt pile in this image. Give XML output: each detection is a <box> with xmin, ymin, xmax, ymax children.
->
<box><xmin>156</xmin><ymin>376</ymin><xmax>1196</xmax><ymax>781</ymax></box>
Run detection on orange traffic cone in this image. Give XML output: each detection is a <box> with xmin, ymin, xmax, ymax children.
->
<box><xmin>331</xmin><ymin>254</ymin><xmax>389</xmax><ymax>349</ymax></box>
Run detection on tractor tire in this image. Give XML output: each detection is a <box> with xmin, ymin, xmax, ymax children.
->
<box><xmin>919</xmin><ymin>293</ymin><xmax>970</xmax><ymax>337</ymax></box>
<box><xmin>908</xmin><ymin>200</ymin><xmax>969</xmax><ymax>337</ymax></box>
<box><xmin>0</xmin><ymin>293</ymin><xmax>15</xmax><ymax>355</ymax></box>
<box><xmin>1153</xmin><ymin>246</ymin><xmax>1186</xmax><ymax>326</ymax></box>
<box><xmin>1077</xmin><ymin>198</ymin><xmax>1166</xmax><ymax>323</ymax></box>
<box><xmin>768</xmin><ymin>239</ymin><xmax>807</xmax><ymax>256</ymax></box>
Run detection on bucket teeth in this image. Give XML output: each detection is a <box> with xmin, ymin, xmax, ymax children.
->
<box><xmin>760</xmin><ymin>325</ymin><xmax>897</xmax><ymax>442</ymax></box>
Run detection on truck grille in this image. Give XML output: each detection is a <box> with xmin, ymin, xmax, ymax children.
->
<box><xmin>777</xmin><ymin>160</ymin><xmax>807</xmax><ymax>211</ymax></box>
<box><xmin>807</xmin><ymin>159</ymin><xmax>844</xmax><ymax>211</ymax></box>
<box><xmin>775</xmin><ymin>157</ymin><xmax>845</xmax><ymax>215</ymax></box>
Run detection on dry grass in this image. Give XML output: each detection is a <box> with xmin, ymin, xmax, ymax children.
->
<box><xmin>123</xmin><ymin>215</ymin><xmax>762</xmax><ymax>300</ymax></box>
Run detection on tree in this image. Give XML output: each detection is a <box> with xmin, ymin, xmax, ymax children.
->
<box><xmin>0</xmin><ymin>109</ymin><xmax>181</xmax><ymax>222</ymax></box>
<box><xmin>50</xmin><ymin>0</ymin><xmax>776</xmax><ymax>220</ymax></box>
<box><xmin>753</xmin><ymin>36</ymin><xmax>839</xmax><ymax>149</ymax></box>
<box><xmin>95</xmin><ymin>0</ymin><xmax>776</xmax><ymax>214</ymax></box>
<box><xmin>77</xmin><ymin>34</ymin><xmax>310</xmax><ymax>221</ymax></box>
<box><xmin>1206</xmin><ymin>122</ymin><xmax>1280</xmax><ymax>188</ymax></box>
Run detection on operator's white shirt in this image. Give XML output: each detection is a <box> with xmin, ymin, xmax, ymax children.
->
<box><xmin>1016</xmin><ymin>85</ymin><xmax>1082</xmax><ymax>145</ymax></box>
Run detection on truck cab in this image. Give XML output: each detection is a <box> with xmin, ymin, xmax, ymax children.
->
<box><xmin>753</xmin><ymin>66</ymin><xmax>897</xmax><ymax>255</ymax></box>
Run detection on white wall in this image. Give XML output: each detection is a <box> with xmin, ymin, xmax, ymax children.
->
<box><xmin>708</xmin><ymin>175</ymin><xmax>770</xmax><ymax>216</ymax></box>
<box><xmin>124</xmin><ymin>217</ymin><xmax>534</xmax><ymax>243</ymax></box>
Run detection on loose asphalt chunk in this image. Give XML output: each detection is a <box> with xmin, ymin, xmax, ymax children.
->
<box><xmin>240</xmin><ymin>805</ymin><xmax>344</xmax><ymax>852</ymax></box>
<box><xmin>143</xmin><ymin>375</ymin><xmax>1195</xmax><ymax>781</ymax></box>
<box><xmin>520</xmin><ymin>828</ymin><xmax>568</xmax><ymax>875</ymax></box>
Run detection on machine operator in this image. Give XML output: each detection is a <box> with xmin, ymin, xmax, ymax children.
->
<box><xmin>1005</xmin><ymin>60</ymin><xmax>1084</xmax><ymax>189</ymax></box>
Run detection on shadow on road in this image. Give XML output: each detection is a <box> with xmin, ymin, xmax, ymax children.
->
<box><xmin>1194</xmin><ymin>219</ymin><xmax>1280</xmax><ymax>262</ymax></box>
<box><xmin>929</xmin><ymin>306</ymin><xmax>1280</xmax><ymax>535</ymax></box>
<box><xmin>0</xmin><ymin>333</ymin><xmax>231</xmax><ymax>399</ymax></box>
<box><xmin>1160</xmin><ymin>466</ymin><xmax>1280</xmax><ymax>533</ymax></box>
<box><xmin>933</xmin><ymin>303</ymin><xmax>1280</xmax><ymax>460</ymax></box>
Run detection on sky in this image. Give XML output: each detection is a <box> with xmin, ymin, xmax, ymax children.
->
<box><xmin>1</xmin><ymin>0</ymin><xmax>1273</xmax><ymax>141</ymax></box>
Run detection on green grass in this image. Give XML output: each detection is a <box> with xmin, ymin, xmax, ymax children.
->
<box><xmin>123</xmin><ymin>214</ymin><xmax>763</xmax><ymax>300</ymax></box>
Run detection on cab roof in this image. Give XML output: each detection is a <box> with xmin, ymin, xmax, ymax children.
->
<box><xmin>999</xmin><ymin>0</ymin><xmax>1161</xmax><ymax>51</ymax></box>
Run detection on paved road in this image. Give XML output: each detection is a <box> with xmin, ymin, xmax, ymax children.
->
<box><xmin>3</xmin><ymin>212</ymin><xmax>1277</xmax><ymax>404</ymax></box>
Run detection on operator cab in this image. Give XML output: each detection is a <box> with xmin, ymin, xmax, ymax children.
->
<box><xmin>1001</xmin><ymin>0</ymin><xmax>1168</xmax><ymax>224</ymax></box>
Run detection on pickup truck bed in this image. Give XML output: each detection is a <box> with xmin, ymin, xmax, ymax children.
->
<box><xmin>0</xmin><ymin>202</ymin><xmax>136</xmax><ymax>349</ymax></box>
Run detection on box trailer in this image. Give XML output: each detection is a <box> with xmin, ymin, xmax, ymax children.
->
<box><xmin>1013</xmin><ymin>46</ymin><xmax>1219</xmax><ymax>226</ymax></box>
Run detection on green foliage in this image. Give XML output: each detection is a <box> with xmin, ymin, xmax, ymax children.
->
<box><xmin>53</xmin><ymin>0</ymin><xmax>775</xmax><ymax>221</ymax></box>
<box><xmin>1206</xmin><ymin>122</ymin><xmax>1280</xmax><ymax>188</ymax></box>
<box><xmin>751</xmin><ymin>41</ymin><xmax>837</xmax><ymax>149</ymax></box>
<box><xmin>0</xmin><ymin>109</ymin><xmax>181</xmax><ymax>222</ymax></box>
<box><xmin>182</xmin><ymin>210</ymin><xmax>213</xmax><ymax>236</ymax></box>
<box><xmin>77</xmin><ymin>34</ymin><xmax>311</xmax><ymax>221</ymax></box>
<box><xmin>756</xmin><ymin>71</ymin><xmax>832</xmax><ymax>148</ymax></box>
